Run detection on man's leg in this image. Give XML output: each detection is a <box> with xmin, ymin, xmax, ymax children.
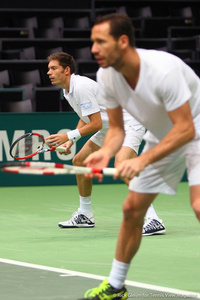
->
<box><xmin>115</xmin><ymin>191</ymin><xmax>157</xmax><ymax>263</ymax></box>
<box><xmin>73</xmin><ymin>139</ymin><xmax>100</xmax><ymax>197</ymax></box>
<box><xmin>110</xmin><ymin>191</ymin><xmax>157</xmax><ymax>288</ymax></box>
<box><xmin>79</xmin><ymin>191</ymin><xmax>157</xmax><ymax>300</ymax></box>
<box><xmin>115</xmin><ymin>146</ymin><xmax>165</xmax><ymax>236</ymax></box>
<box><xmin>58</xmin><ymin>140</ymin><xmax>100</xmax><ymax>228</ymax></box>
<box><xmin>190</xmin><ymin>185</ymin><xmax>200</xmax><ymax>222</ymax></box>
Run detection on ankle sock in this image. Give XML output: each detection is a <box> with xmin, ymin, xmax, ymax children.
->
<box><xmin>78</xmin><ymin>196</ymin><xmax>93</xmax><ymax>218</ymax></box>
<box><xmin>108</xmin><ymin>258</ymin><xmax>130</xmax><ymax>289</ymax></box>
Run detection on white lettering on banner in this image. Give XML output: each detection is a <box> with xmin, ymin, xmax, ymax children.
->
<box><xmin>0</xmin><ymin>130</ymin><xmax>25</xmax><ymax>161</ymax></box>
<box><xmin>0</xmin><ymin>129</ymin><xmax>76</xmax><ymax>162</ymax></box>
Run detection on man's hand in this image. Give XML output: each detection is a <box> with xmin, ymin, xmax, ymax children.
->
<box><xmin>45</xmin><ymin>133</ymin><xmax>68</xmax><ymax>147</ymax></box>
<box><xmin>114</xmin><ymin>156</ymin><xmax>145</xmax><ymax>181</ymax></box>
<box><xmin>59</xmin><ymin>140</ymin><xmax>73</xmax><ymax>155</ymax></box>
<box><xmin>84</xmin><ymin>150</ymin><xmax>111</xmax><ymax>182</ymax></box>
<box><xmin>84</xmin><ymin>149</ymin><xmax>110</xmax><ymax>169</ymax></box>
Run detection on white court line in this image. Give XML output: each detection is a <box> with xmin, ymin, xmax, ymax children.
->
<box><xmin>0</xmin><ymin>258</ymin><xmax>199</xmax><ymax>299</ymax></box>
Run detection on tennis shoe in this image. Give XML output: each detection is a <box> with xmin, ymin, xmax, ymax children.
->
<box><xmin>78</xmin><ymin>278</ymin><xmax>128</xmax><ymax>300</ymax></box>
<box><xmin>58</xmin><ymin>211</ymin><xmax>95</xmax><ymax>228</ymax></box>
<box><xmin>142</xmin><ymin>218</ymin><xmax>166</xmax><ymax>236</ymax></box>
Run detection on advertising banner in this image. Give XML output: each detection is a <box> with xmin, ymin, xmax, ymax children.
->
<box><xmin>0</xmin><ymin>112</ymin><xmax>119</xmax><ymax>186</ymax></box>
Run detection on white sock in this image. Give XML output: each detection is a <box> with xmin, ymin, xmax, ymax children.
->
<box><xmin>78</xmin><ymin>196</ymin><xmax>93</xmax><ymax>218</ymax></box>
<box><xmin>108</xmin><ymin>258</ymin><xmax>130</xmax><ymax>289</ymax></box>
<box><xmin>145</xmin><ymin>204</ymin><xmax>161</xmax><ymax>221</ymax></box>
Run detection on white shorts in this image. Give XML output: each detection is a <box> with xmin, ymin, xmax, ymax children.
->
<box><xmin>129</xmin><ymin>138</ymin><xmax>200</xmax><ymax>195</ymax></box>
<box><xmin>90</xmin><ymin>120</ymin><xmax>145</xmax><ymax>154</ymax></box>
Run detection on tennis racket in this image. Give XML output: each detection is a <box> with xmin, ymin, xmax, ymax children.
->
<box><xmin>0</xmin><ymin>161</ymin><xmax>117</xmax><ymax>176</ymax></box>
<box><xmin>10</xmin><ymin>133</ymin><xmax>66</xmax><ymax>160</ymax></box>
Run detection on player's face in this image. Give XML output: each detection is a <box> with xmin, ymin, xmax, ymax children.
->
<box><xmin>91</xmin><ymin>22</ymin><xmax>124</xmax><ymax>70</ymax></box>
<box><xmin>47</xmin><ymin>60</ymin><xmax>66</xmax><ymax>86</ymax></box>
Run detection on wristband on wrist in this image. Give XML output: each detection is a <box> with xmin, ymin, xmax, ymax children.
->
<box><xmin>67</xmin><ymin>129</ymin><xmax>81</xmax><ymax>143</ymax></box>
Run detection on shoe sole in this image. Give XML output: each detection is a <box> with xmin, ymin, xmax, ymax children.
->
<box><xmin>142</xmin><ymin>229</ymin><xmax>166</xmax><ymax>236</ymax></box>
<box><xmin>58</xmin><ymin>224</ymin><xmax>95</xmax><ymax>228</ymax></box>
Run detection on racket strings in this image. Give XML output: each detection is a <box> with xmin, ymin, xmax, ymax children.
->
<box><xmin>11</xmin><ymin>135</ymin><xmax>44</xmax><ymax>158</ymax></box>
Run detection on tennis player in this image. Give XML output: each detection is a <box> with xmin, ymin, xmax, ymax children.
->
<box><xmin>78</xmin><ymin>13</ymin><xmax>200</xmax><ymax>300</ymax></box>
<box><xmin>46</xmin><ymin>52</ymin><xmax>165</xmax><ymax>236</ymax></box>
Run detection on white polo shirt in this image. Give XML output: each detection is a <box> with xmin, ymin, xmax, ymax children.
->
<box><xmin>97</xmin><ymin>49</ymin><xmax>200</xmax><ymax>142</ymax></box>
<box><xmin>63</xmin><ymin>74</ymin><xmax>106</xmax><ymax>123</ymax></box>
<box><xmin>63</xmin><ymin>73</ymin><xmax>143</xmax><ymax>130</ymax></box>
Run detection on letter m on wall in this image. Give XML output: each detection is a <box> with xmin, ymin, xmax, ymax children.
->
<box><xmin>0</xmin><ymin>130</ymin><xmax>25</xmax><ymax>161</ymax></box>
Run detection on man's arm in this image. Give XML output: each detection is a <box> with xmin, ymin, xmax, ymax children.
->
<box><xmin>84</xmin><ymin>106</ymin><xmax>125</xmax><ymax>169</ymax></box>
<box><xmin>76</xmin><ymin>112</ymin><xmax>102</xmax><ymax>136</ymax></box>
<box><xmin>115</xmin><ymin>101</ymin><xmax>195</xmax><ymax>180</ymax></box>
<box><xmin>140</xmin><ymin>101</ymin><xmax>194</xmax><ymax>165</ymax></box>
<box><xmin>45</xmin><ymin>112</ymin><xmax>102</xmax><ymax>147</ymax></box>
<box><xmin>102</xmin><ymin>106</ymin><xmax>125</xmax><ymax>157</ymax></box>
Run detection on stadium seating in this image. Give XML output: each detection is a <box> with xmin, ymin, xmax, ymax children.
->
<box><xmin>0</xmin><ymin>70</ymin><xmax>11</xmax><ymax>88</ymax></box>
<box><xmin>0</xmin><ymin>1</ymin><xmax>200</xmax><ymax>112</ymax></box>
<box><xmin>33</xmin><ymin>27</ymin><xmax>63</xmax><ymax>39</ymax></box>
<box><xmin>0</xmin><ymin>98</ymin><xmax>33</xmax><ymax>113</ymax></box>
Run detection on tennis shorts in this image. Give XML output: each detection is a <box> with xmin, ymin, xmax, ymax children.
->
<box><xmin>90</xmin><ymin>120</ymin><xmax>145</xmax><ymax>154</ymax></box>
<box><xmin>129</xmin><ymin>138</ymin><xmax>200</xmax><ymax>195</ymax></box>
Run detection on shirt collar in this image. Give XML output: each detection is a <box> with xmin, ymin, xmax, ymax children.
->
<box><xmin>68</xmin><ymin>73</ymin><xmax>75</xmax><ymax>94</ymax></box>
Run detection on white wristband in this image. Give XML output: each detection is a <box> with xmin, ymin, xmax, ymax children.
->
<box><xmin>67</xmin><ymin>129</ymin><xmax>81</xmax><ymax>143</ymax></box>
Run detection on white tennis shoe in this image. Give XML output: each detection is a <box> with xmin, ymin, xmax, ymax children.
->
<box><xmin>142</xmin><ymin>218</ymin><xmax>166</xmax><ymax>236</ymax></box>
<box><xmin>58</xmin><ymin>211</ymin><xmax>95</xmax><ymax>228</ymax></box>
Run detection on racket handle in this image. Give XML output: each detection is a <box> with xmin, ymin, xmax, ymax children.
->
<box><xmin>91</xmin><ymin>167</ymin><xmax>117</xmax><ymax>176</ymax></box>
<box><xmin>103</xmin><ymin>167</ymin><xmax>117</xmax><ymax>176</ymax></box>
<box><xmin>55</xmin><ymin>146</ymin><xmax>67</xmax><ymax>152</ymax></box>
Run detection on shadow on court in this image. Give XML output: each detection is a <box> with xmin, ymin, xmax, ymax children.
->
<box><xmin>0</xmin><ymin>261</ymin><xmax>198</xmax><ymax>300</ymax></box>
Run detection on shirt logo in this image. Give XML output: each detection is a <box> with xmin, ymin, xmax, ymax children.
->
<box><xmin>80</xmin><ymin>101</ymin><xmax>92</xmax><ymax>110</ymax></box>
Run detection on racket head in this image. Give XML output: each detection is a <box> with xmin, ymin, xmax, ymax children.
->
<box><xmin>10</xmin><ymin>133</ymin><xmax>45</xmax><ymax>160</ymax></box>
<box><xmin>1</xmin><ymin>162</ymin><xmax>66</xmax><ymax>175</ymax></box>
<box><xmin>0</xmin><ymin>161</ymin><xmax>91</xmax><ymax>175</ymax></box>
<box><xmin>1</xmin><ymin>161</ymin><xmax>116</xmax><ymax>176</ymax></box>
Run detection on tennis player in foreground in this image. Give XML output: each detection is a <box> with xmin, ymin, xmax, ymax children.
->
<box><xmin>78</xmin><ymin>13</ymin><xmax>200</xmax><ymax>300</ymax></box>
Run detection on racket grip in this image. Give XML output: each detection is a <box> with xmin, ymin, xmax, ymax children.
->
<box><xmin>91</xmin><ymin>167</ymin><xmax>117</xmax><ymax>176</ymax></box>
<box><xmin>102</xmin><ymin>167</ymin><xmax>117</xmax><ymax>176</ymax></box>
<box><xmin>55</xmin><ymin>146</ymin><xmax>67</xmax><ymax>152</ymax></box>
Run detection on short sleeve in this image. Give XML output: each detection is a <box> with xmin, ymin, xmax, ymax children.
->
<box><xmin>97</xmin><ymin>68</ymin><xmax>120</xmax><ymax>109</ymax></box>
<box><xmin>157</xmin><ymin>67</ymin><xmax>191</xmax><ymax>112</ymax></box>
<box><xmin>76</xmin><ymin>78</ymin><xmax>100</xmax><ymax>117</ymax></box>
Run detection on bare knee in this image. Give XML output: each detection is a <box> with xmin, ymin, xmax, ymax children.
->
<box><xmin>72</xmin><ymin>153</ymin><xmax>83</xmax><ymax>167</ymax></box>
<box><xmin>122</xmin><ymin>194</ymin><xmax>146</xmax><ymax>226</ymax></box>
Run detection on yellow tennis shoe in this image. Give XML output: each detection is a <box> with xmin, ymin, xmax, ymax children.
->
<box><xmin>78</xmin><ymin>278</ymin><xmax>128</xmax><ymax>299</ymax></box>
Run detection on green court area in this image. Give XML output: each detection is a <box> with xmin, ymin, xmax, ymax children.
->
<box><xmin>0</xmin><ymin>182</ymin><xmax>200</xmax><ymax>299</ymax></box>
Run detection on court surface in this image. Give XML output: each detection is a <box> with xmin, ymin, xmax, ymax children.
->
<box><xmin>0</xmin><ymin>182</ymin><xmax>200</xmax><ymax>299</ymax></box>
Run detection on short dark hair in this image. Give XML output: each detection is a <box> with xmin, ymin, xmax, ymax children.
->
<box><xmin>94</xmin><ymin>13</ymin><xmax>135</xmax><ymax>47</ymax></box>
<box><xmin>47</xmin><ymin>52</ymin><xmax>76</xmax><ymax>74</ymax></box>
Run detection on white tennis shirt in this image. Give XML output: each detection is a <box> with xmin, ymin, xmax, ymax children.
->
<box><xmin>63</xmin><ymin>74</ymin><xmax>104</xmax><ymax>123</ymax></box>
<box><xmin>63</xmin><ymin>73</ymin><xmax>142</xmax><ymax>129</ymax></box>
<box><xmin>97</xmin><ymin>49</ymin><xmax>200</xmax><ymax>142</ymax></box>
